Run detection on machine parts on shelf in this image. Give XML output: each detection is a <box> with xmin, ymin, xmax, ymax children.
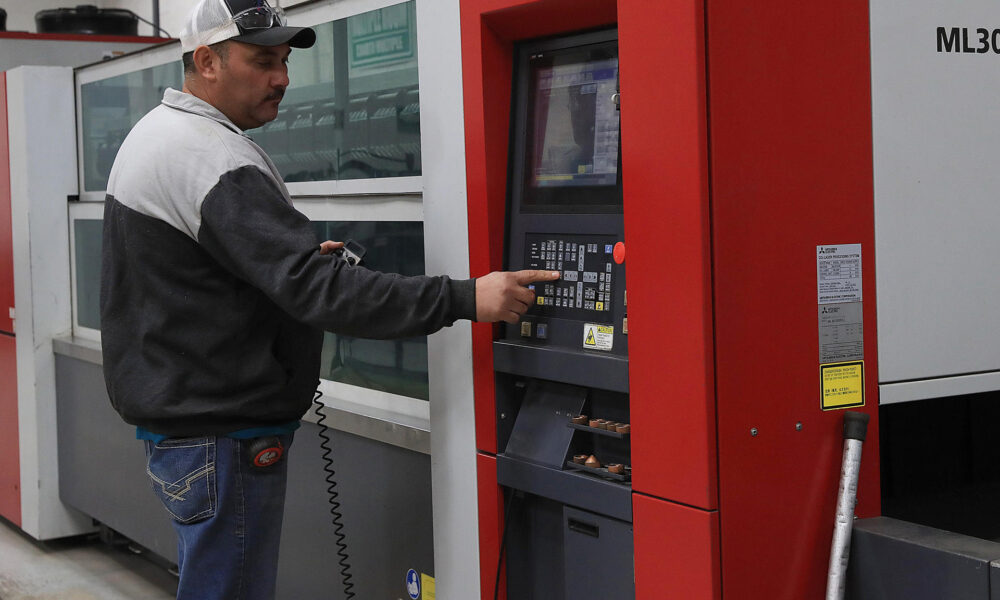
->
<box><xmin>565</xmin><ymin>457</ymin><xmax>631</xmax><ymax>482</ymax></box>
<box><xmin>567</xmin><ymin>414</ymin><xmax>630</xmax><ymax>437</ymax></box>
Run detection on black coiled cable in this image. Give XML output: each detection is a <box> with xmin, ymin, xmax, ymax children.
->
<box><xmin>313</xmin><ymin>390</ymin><xmax>356</xmax><ymax>600</ymax></box>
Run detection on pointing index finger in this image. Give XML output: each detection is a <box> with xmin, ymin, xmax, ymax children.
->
<box><xmin>514</xmin><ymin>269</ymin><xmax>561</xmax><ymax>286</ymax></box>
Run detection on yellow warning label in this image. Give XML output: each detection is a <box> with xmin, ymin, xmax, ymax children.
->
<box><xmin>537</xmin><ymin>296</ymin><xmax>545</xmax><ymax>305</ymax></box>
<box><xmin>582</xmin><ymin>323</ymin><xmax>614</xmax><ymax>351</ymax></box>
<box><xmin>820</xmin><ymin>361</ymin><xmax>864</xmax><ymax>410</ymax></box>
<box><xmin>421</xmin><ymin>573</ymin><xmax>435</xmax><ymax>600</ymax></box>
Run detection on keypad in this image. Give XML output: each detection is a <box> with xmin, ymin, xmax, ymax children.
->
<box><xmin>525</xmin><ymin>234</ymin><xmax>618</xmax><ymax>319</ymax></box>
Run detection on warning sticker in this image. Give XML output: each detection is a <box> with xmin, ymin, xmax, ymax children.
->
<box><xmin>820</xmin><ymin>361</ymin><xmax>864</xmax><ymax>411</ymax></box>
<box><xmin>421</xmin><ymin>573</ymin><xmax>436</xmax><ymax>600</ymax></box>
<box><xmin>583</xmin><ymin>323</ymin><xmax>614</xmax><ymax>351</ymax></box>
<box><xmin>817</xmin><ymin>244</ymin><xmax>862</xmax><ymax>304</ymax></box>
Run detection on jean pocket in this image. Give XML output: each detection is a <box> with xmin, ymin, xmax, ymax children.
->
<box><xmin>146</xmin><ymin>436</ymin><xmax>216</xmax><ymax>524</ymax></box>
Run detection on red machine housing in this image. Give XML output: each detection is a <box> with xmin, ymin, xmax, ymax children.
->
<box><xmin>0</xmin><ymin>72</ymin><xmax>18</xmax><ymax>527</ymax></box>
<box><xmin>462</xmin><ymin>1</ymin><xmax>880</xmax><ymax>597</ymax></box>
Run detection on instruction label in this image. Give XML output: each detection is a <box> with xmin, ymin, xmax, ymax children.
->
<box><xmin>818</xmin><ymin>303</ymin><xmax>864</xmax><ymax>363</ymax></box>
<box><xmin>583</xmin><ymin>323</ymin><xmax>614</xmax><ymax>351</ymax></box>
<box><xmin>820</xmin><ymin>361</ymin><xmax>865</xmax><ymax>410</ymax></box>
<box><xmin>817</xmin><ymin>244</ymin><xmax>863</xmax><ymax>304</ymax></box>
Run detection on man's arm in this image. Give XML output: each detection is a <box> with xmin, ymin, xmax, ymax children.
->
<box><xmin>198</xmin><ymin>166</ymin><xmax>557</xmax><ymax>336</ymax></box>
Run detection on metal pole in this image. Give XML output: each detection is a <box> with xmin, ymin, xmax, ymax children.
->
<box><xmin>825</xmin><ymin>411</ymin><xmax>870</xmax><ymax>600</ymax></box>
<box><xmin>152</xmin><ymin>0</ymin><xmax>160</xmax><ymax>36</ymax></box>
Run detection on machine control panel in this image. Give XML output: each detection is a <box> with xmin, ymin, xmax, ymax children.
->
<box><xmin>525</xmin><ymin>233</ymin><xmax>619</xmax><ymax>323</ymax></box>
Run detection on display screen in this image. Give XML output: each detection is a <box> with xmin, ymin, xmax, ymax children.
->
<box><xmin>531</xmin><ymin>58</ymin><xmax>619</xmax><ymax>188</ymax></box>
<box><xmin>519</xmin><ymin>39</ymin><xmax>620</xmax><ymax>211</ymax></box>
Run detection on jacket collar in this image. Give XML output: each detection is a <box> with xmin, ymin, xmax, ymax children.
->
<box><xmin>161</xmin><ymin>88</ymin><xmax>243</xmax><ymax>135</ymax></box>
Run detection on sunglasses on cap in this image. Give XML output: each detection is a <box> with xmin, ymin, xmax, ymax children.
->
<box><xmin>231</xmin><ymin>5</ymin><xmax>287</xmax><ymax>31</ymax></box>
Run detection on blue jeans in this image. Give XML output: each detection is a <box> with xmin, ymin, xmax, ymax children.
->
<box><xmin>144</xmin><ymin>434</ymin><xmax>293</xmax><ymax>600</ymax></box>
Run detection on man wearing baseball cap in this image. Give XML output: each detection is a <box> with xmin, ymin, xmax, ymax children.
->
<box><xmin>99</xmin><ymin>1</ymin><xmax>558</xmax><ymax>598</ymax></box>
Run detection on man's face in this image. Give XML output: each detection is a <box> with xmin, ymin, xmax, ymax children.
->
<box><xmin>213</xmin><ymin>41</ymin><xmax>291</xmax><ymax>130</ymax></box>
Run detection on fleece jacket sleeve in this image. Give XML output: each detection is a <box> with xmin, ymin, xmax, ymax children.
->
<box><xmin>197</xmin><ymin>165</ymin><xmax>476</xmax><ymax>338</ymax></box>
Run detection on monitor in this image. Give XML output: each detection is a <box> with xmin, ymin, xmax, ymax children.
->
<box><xmin>513</xmin><ymin>34</ymin><xmax>621</xmax><ymax>213</ymax></box>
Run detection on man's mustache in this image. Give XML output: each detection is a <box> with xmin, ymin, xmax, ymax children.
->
<box><xmin>266</xmin><ymin>89</ymin><xmax>285</xmax><ymax>102</ymax></box>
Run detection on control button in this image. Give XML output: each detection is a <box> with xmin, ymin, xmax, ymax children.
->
<box><xmin>596</xmin><ymin>301</ymin><xmax>605</xmax><ymax>311</ymax></box>
<box><xmin>537</xmin><ymin>297</ymin><xmax>545</xmax><ymax>306</ymax></box>
<box><xmin>613</xmin><ymin>242</ymin><xmax>626</xmax><ymax>264</ymax></box>
<box><xmin>521</xmin><ymin>321</ymin><xmax>532</xmax><ymax>337</ymax></box>
<box><xmin>606</xmin><ymin>262</ymin><xmax>612</xmax><ymax>273</ymax></box>
<box><xmin>605</xmin><ymin>244</ymin><xmax>613</xmax><ymax>254</ymax></box>
<box><xmin>536</xmin><ymin>324</ymin><xmax>548</xmax><ymax>339</ymax></box>
<box><xmin>583</xmin><ymin>272</ymin><xmax>598</xmax><ymax>283</ymax></box>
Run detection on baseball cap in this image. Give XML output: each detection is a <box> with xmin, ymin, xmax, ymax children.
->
<box><xmin>180</xmin><ymin>0</ymin><xmax>316</xmax><ymax>54</ymax></box>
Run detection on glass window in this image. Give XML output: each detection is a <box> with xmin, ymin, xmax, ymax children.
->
<box><xmin>249</xmin><ymin>1</ymin><xmax>421</xmax><ymax>182</ymax></box>
<box><xmin>80</xmin><ymin>62</ymin><xmax>183</xmax><ymax>192</ymax></box>
<box><xmin>312</xmin><ymin>220</ymin><xmax>429</xmax><ymax>400</ymax></box>
<box><xmin>74</xmin><ymin>219</ymin><xmax>103</xmax><ymax>330</ymax></box>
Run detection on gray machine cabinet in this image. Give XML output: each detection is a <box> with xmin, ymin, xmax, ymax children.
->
<box><xmin>55</xmin><ymin>350</ymin><xmax>435</xmax><ymax>600</ymax></box>
<box><xmin>563</xmin><ymin>506</ymin><xmax>634</xmax><ymax>599</ymax></box>
<box><xmin>846</xmin><ymin>517</ymin><xmax>1000</xmax><ymax>600</ymax></box>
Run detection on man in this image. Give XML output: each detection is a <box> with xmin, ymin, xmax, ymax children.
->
<box><xmin>99</xmin><ymin>1</ymin><xmax>557</xmax><ymax>598</ymax></box>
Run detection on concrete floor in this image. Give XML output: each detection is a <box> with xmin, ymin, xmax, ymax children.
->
<box><xmin>0</xmin><ymin>518</ymin><xmax>177</xmax><ymax>600</ymax></box>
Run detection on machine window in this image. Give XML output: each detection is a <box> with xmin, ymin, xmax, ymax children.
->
<box><xmin>250</xmin><ymin>1</ymin><xmax>421</xmax><ymax>182</ymax></box>
<box><xmin>78</xmin><ymin>1</ymin><xmax>420</xmax><ymax>192</ymax></box>
<box><xmin>73</xmin><ymin>219</ymin><xmax>103</xmax><ymax>331</ymax></box>
<box><xmin>312</xmin><ymin>220</ymin><xmax>430</xmax><ymax>401</ymax></box>
<box><xmin>80</xmin><ymin>61</ymin><xmax>182</xmax><ymax>192</ymax></box>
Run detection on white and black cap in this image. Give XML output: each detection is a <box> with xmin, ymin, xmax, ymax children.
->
<box><xmin>180</xmin><ymin>0</ymin><xmax>315</xmax><ymax>54</ymax></box>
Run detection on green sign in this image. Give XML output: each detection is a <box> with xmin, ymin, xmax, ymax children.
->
<box><xmin>349</xmin><ymin>3</ymin><xmax>414</xmax><ymax>68</ymax></box>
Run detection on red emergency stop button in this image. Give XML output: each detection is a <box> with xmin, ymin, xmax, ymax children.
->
<box><xmin>613</xmin><ymin>242</ymin><xmax>626</xmax><ymax>264</ymax></box>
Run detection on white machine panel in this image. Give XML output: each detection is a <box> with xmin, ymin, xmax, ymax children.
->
<box><xmin>872</xmin><ymin>0</ymin><xmax>1000</xmax><ymax>398</ymax></box>
<box><xmin>7</xmin><ymin>66</ymin><xmax>92</xmax><ymax>539</ymax></box>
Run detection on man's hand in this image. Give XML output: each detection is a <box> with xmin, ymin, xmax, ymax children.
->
<box><xmin>476</xmin><ymin>270</ymin><xmax>561</xmax><ymax>323</ymax></box>
<box><xmin>319</xmin><ymin>240</ymin><xmax>344</xmax><ymax>255</ymax></box>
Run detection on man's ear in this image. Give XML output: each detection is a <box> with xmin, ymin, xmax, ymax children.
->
<box><xmin>192</xmin><ymin>45</ymin><xmax>220</xmax><ymax>81</ymax></box>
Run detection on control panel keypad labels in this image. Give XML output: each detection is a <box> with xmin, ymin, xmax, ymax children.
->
<box><xmin>526</xmin><ymin>234</ymin><xmax>619</xmax><ymax>322</ymax></box>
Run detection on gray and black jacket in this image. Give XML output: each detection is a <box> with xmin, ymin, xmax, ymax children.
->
<box><xmin>100</xmin><ymin>88</ymin><xmax>475</xmax><ymax>437</ymax></box>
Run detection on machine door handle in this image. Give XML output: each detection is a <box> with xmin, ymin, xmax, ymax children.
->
<box><xmin>568</xmin><ymin>518</ymin><xmax>600</xmax><ymax>538</ymax></box>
